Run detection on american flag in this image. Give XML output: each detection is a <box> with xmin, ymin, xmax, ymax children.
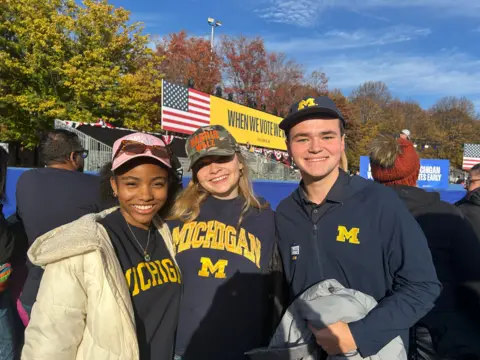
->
<box><xmin>463</xmin><ymin>143</ymin><xmax>480</xmax><ymax>170</ymax></box>
<box><xmin>161</xmin><ymin>80</ymin><xmax>211</xmax><ymax>134</ymax></box>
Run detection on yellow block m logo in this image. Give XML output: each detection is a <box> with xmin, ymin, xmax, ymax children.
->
<box><xmin>336</xmin><ymin>226</ymin><xmax>360</xmax><ymax>244</ymax></box>
<box><xmin>198</xmin><ymin>257</ymin><xmax>229</xmax><ymax>278</ymax></box>
<box><xmin>297</xmin><ymin>98</ymin><xmax>318</xmax><ymax>110</ymax></box>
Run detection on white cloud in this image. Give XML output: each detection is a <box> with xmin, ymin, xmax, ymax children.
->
<box><xmin>352</xmin><ymin>0</ymin><xmax>480</xmax><ymax>16</ymax></box>
<box><xmin>256</xmin><ymin>0</ymin><xmax>330</xmax><ymax>27</ymax></box>
<box><xmin>349</xmin><ymin>9</ymin><xmax>391</xmax><ymax>23</ymax></box>
<box><xmin>257</xmin><ymin>0</ymin><xmax>480</xmax><ymax>27</ymax></box>
<box><xmin>130</xmin><ymin>12</ymin><xmax>164</xmax><ymax>28</ymax></box>
<box><xmin>265</xmin><ymin>29</ymin><xmax>480</xmax><ymax>98</ymax></box>
<box><xmin>313</xmin><ymin>52</ymin><xmax>480</xmax><ymax>98</ymax></box>
<box><xmin>265</xmin><ymin>26</ymin><xmax>431</xmax><ymax>53</ymax></box>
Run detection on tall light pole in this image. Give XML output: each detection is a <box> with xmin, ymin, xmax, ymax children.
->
<box><xmin>207</xmin><ymin>17</ymin><xmax>222</xmax><ymax>52</ymax></box>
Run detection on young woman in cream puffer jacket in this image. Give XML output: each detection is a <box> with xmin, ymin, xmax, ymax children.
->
<box><xmin>21</xmin><ymin>209</ymin><xmax>176</xmax><ymax>360</ymax></box>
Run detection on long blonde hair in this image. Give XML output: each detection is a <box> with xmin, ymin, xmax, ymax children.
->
<box><xmin>168</xmin><ymin>153</ymin><xmax>268</xmax><ymax>227</ymax></box>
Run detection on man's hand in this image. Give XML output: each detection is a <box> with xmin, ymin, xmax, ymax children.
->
<box><xmin>308</xmin><ymin>321</ymin><xmax>357</xmax><ymax>355</ymax></box>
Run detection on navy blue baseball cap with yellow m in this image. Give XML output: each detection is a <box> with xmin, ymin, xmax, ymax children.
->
<box><xmin>279</xmin><ymin>96</ymin><xmax>345</xmax><ymax>132</ymax></box>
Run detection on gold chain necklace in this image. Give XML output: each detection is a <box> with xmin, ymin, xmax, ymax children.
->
<box><xmin>125</xmin><ymin>221</ymin><xmax>152</xmax><ymax>262</ymax></box>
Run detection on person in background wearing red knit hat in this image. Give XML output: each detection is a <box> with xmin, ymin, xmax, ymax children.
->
<box><xmin>369</xmin><ymin>133</ymin><xmax>480</xmax><ymax>360</ymax></box>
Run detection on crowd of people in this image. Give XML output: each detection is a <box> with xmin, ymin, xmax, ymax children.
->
<box><xmin>0</xmin><ymin>96</ymin><xmax>479</xmax><ymax>360</ymax></box>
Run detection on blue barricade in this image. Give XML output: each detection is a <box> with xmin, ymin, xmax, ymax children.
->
<box><xmin>3</xmin><ymin>168</ymin><xmax>466</xmax><ymax>218</ymax></box>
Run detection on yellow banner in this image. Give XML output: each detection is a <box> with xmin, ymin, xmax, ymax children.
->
<box><xmin>210</xmin><ymin>97</ymin><xmax>286</xmax><ymax>150</ymax></box>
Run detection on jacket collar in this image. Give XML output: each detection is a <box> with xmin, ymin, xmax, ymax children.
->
<box><xmin>294</xmin><ymin>169</ymin><xmax>351</xmax><ymax>206</ymax></box>
<box><xmin>27</xmin><ymin>207</ymin><xmax>176</xmax><ymax>267</ymax></box>
<box><xmin>458</xmin><ymin>187</ymin><xmax>480</xmax><ymax>207</ymax></box>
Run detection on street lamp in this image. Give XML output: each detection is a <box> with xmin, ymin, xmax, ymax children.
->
<box><xmin>207</xmin><ymin>17</ymin><xmax>222</xmax><ymax>52</ymax></box>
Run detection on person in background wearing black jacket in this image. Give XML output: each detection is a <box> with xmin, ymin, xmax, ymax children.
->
<box><xmin>276</xmin><ymin>97</ymin><xmax>441</xmax><ymax>358</ymax></box>
<box><xmin>455</xmin><ymin>163</ymin><xmax>480</xmax><ymax>343</ymax></box>
<box><xmin>456</xmin><ymin>163</ymin><xmax>480</xmax><ymax>238</ymax></box>
<box><xmin>0</xmin><ymin>146</ymin><xmax>19</xmax><ymax>360</ymax></box>
<box><xmin>369</xmin><ymin>134</ymin><xmax>480</xmax><ymax>359</ymax></box>
<box><xmin>168</xmin><ymin>125</ymin><xmax>285</xmax><ymax>360</ymax></box>
<box><xmin>16</xmin><ymin>129</ymin><xmax>102</xmax><ymax>320</ymax></box>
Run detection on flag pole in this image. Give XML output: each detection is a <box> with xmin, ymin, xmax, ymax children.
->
<box><xmin>160</xmin><ymin>78</ymin><xmax>169</xmax><ymax>135</ymax></box>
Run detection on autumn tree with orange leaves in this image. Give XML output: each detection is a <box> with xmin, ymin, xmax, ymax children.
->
<box><xmin>219</xmin><ymin>35</ymin><xmax>328</xmax><ymax>116</ymax></box>
<box><xmin>220</xmin><ymin>35</ymin><xmax>268</xmax><ymax>107</ymax></box>
<box><xmin>156</xmin><ymin>30</ymin><xmax>222</xmax><ymax>94</ymax></box>
<box><xmin>262</xmin><ymin>54</ymin><xmax>328</xmax><ymax>116</ymax></box>
<box><xmin>258</xmin><ymin>52</ymin><xmax>303</xmax><ymax>115</ymax></box>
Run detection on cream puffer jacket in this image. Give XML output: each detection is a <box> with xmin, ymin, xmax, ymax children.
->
<box><xmin>21</xmin><ymin>208</ymin><xmax>178</xmax><ymax>360</ymax></box>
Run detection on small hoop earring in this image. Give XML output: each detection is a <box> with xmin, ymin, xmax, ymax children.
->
<box><xmin>113</xmin><ymin>192</ymin><xmax>117</xmax><ymax>197</ymax></box>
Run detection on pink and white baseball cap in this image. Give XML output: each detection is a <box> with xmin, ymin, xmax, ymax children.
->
<box><xmin>111</xmin><ymin>132</ymin><xmax>171</xmax><ymax>171</ymax></box>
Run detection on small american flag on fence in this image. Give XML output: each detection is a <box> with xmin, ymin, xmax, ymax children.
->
<box><xmin>463</xmin><ymin>144</ymin><xmax>480</xmax><ymax>170</ymax></box>
<box><xmin>161</xmin><ymin>80</ymin><xmax>211</xmax><ymax>134</ymax></box>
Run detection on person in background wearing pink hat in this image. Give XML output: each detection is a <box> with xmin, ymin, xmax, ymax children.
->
<box><xmin>22</xmin><ymin>133</ymin><xmax>182</xmax><ymax>360</ymax></box>
<box><xmin>369</xmin><ymin>134</ymin><xmax>480</xmax><ymax>359</ymax></box>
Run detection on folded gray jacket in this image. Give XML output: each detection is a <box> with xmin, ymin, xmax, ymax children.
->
<box><xmin>246</xmin><ymin>279</ymin><xmax>407</xmax><ymax>360</ymax></box>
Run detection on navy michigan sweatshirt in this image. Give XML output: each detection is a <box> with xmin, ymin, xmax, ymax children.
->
<box><xmin>275</xmin><ymin>171</ymin><xmax>441</xmax><ymax>357</ymax></box>
<box><xmin>168</xmin><ymin>195</ymin><xmax>283</xmax><ymax>360</ymax></box>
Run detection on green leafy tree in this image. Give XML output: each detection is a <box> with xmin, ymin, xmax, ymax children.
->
<box><xmin>0</xmin><ymin>0</ymin><xmax>163</xmax><ymax>145</ymax></box>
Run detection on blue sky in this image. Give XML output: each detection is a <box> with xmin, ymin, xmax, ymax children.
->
<box><xmin>110</xmin><ymin>0</ymin><xmax>480</xmax><ymax>111</ymax></box>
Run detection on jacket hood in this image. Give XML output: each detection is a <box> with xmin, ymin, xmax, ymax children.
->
<box><xmin>389</xmin><ymin>185</ymin><xmax>442</xmax><ymax>213</ymax></box>
<box><xmin>28</xmin><ymin>208</ymin><xmax>171</xmax><ymax>267</ymax></box>
<box><xmin>28</xmin><ymin>208</ymin><xmax>118</xmax><ymax>266</ymax></box>
<box><xmin>292</xmin><ymin>171</ymin><xmax>372</xmax><ymax>209</ymax></box>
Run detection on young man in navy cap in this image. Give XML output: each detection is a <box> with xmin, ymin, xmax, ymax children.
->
<box><xmin>275</xmin><ymin>97</ymin><xmax>441</xmax><ymax>357</ymax></box>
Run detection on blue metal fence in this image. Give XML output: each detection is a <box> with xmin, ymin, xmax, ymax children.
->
<box><xmin>3</xmin><ymin>168</ymin><xmax>466</xmax><ymax>218</ymax></box>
